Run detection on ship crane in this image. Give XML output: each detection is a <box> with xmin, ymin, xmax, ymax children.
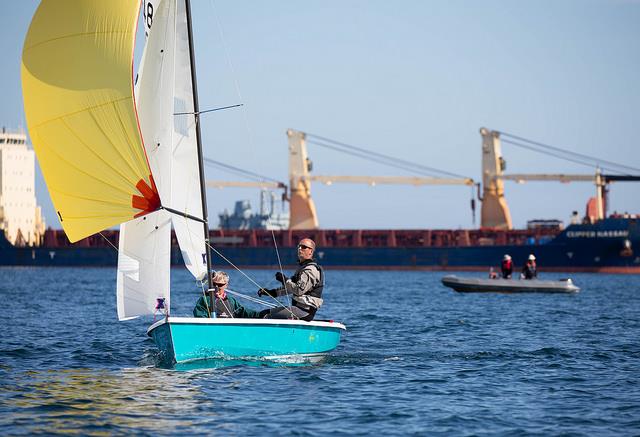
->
<box><xmin>286</xmin><ymin>129</ymin><xmax>475</xmax><ymax>230</ymax></box>
<box><xmin>480</xmin><ymin>128</ymin><xmax>640</xmax><ymax>229</ymax></box>
<box><xmin>201</xmin><ymin>156</ymin><xmax>290</xmax><ymax>228</ymax></box>
<box><xmin>203</xmin><ymin>156</ymin><xmax>288</xmax><ymax>196</ymax></box>
<box><xmin>206</xmin><ymin>180</ymin><xmax>286</xmax><ymax>190</ymax></box>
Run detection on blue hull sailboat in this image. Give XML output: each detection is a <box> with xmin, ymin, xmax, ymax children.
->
<box><xmin>22</xmin><ymin>0</ymin><xmax>345</xmax><ymax>365</ymax></box>
<box><xmin>148</xmin><ymin>318</ymin><xmax>346</xmax><ymax>363</ymax></box>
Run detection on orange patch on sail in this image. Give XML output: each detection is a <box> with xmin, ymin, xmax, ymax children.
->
<box><xmin>132</xmin><ymin>174</ymin><xmax>160</xmax><ymax>217</ymax></box>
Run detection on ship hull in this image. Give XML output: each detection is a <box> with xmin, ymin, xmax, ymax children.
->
<box><xmin>2</xmin><ymin>218</ymin><xmax>638</xmax><ymax>273</ymax></box>
<box><xmin>2</xmin><ymin>244</ymin><xmax>638</xmax><ymax>273</ymax></box>
<box><xmin>208</xmin><ymin>239</ymin><xmax>640</xmax><ymax>273</ymax></box>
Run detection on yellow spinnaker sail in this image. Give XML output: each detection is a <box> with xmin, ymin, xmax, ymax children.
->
<box><xmin>21</xmin><ymin>0</ymin><xmax>159</xmax><ymax>242</ymax></box>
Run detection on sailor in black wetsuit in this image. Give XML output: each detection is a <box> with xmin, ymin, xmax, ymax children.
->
<box><xmin>521</xmin><ymin>254</ymin><xmax>538</xmax><ymax>279</ymax></box>
<box><xmin>258</xmin><ymin>238</ymin><xmax>324</xmax><ymax>321</ymax></box>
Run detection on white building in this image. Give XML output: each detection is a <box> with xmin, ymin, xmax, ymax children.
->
<box><xmin>0</xmin><ymin>128</ymin><xmax>45</xmax><ymax>246</ymax></box>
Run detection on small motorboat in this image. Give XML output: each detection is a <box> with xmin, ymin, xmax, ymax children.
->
<box><xmin>441</xmin><ymin>275</ymin><xmax>580</xmax><ymax>293</ymax></box>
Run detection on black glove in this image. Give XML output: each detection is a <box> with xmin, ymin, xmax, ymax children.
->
<box><xmin>258</xmin><ymin>288</ymin><xmax>277</xmax><ymax>297</ymax></box>
<box><xmin>258</xmin><ymin>309</ymin><xmax>271</xmax><ymax>319</ymax></box>
<box><xmin>275</xmin><ymin>272</ymin><xmax>287</xmax><ymax>284</ymax></box>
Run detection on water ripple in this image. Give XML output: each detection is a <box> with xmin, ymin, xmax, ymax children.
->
<box><xmin>1</xmin><ymin>268</ymin><xmax>639</xmax><ymax>435</ymax></box>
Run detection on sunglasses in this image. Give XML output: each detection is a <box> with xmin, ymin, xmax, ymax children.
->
<box><xmin>298</xmin><ymin>244</ymin><xmax>312</xmax><ymax>250</ymax></box>
<box><xmin>213</xmin><ymin>282</ymin><xmax>227</xmax><ymax>287</ymax></box>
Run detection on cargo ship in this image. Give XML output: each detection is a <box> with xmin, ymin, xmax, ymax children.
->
<box><xmin>1</xmin><ymin>128</ymin><xmax>638</xmax><ymax>273</ymax></box>
<box><xmin>1</xmin><ymin>215</ymin><xmax>639</xmax><ymax>273</ymax></box>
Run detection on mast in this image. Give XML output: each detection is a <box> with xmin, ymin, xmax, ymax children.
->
<box><xmin>184</xmin><ymin>0</ymin><xmax>213</xmax><ymax>291</ymax></box>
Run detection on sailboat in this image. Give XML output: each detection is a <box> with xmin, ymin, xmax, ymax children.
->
<box><xmin>21</xmin><ymin>0</ymin><xmax>345</xmax><ymax>364</ymax></box>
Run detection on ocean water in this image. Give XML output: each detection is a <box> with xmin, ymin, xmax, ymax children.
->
<box><xmin>1</xmin><ymin>266</ymin><xmax>639</xmax><ymax>436</ymax></box>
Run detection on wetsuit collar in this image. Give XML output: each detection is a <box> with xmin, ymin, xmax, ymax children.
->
<box><xmin>299</xmin><ymin>258</ymin><xmax>316</xmax><ymax>266</ymax></box>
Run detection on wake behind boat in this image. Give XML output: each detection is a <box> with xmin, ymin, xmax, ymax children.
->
<box><xmin>441</xmin><ymin>275</ymin><xmax>580</xmax><ymax>293</ymax></box>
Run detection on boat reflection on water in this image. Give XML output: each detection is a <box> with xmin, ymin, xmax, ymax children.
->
<box><xmin>171</xmin><ymin>354</ymin><xmax>329</xmax><ymax>372</ymax></box>
<box><xmin>6</xmin><ymin>367</ymin><xmax>217</xmax><ymax>433</ymax></box>
<box><xmin>4</xmin><ymin>353</ymin><xmax>334</xmax><ymax>433</ymax></box>
<box><xmin>141</xmin><ymin>338</ymin><xmax>333</xmax><ymax>370</ymax></box>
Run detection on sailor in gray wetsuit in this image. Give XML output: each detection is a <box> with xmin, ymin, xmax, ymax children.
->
<box><xmin>258</xmin><ymin>238</ymin><xmax>323</xmax><ymax>321</ymax></box>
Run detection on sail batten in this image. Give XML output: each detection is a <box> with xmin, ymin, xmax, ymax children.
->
<box><xmin>21</xmin><ymin>0</ymin><xmax>155</xmax><ymax>242</ymax></box>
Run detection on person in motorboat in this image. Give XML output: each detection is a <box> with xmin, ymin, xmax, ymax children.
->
<box><xmin>194</xmin><ymin>271</ymin><xmax>261</xmax><ymax>318</ymax></box>
<box><xmin>521</xmin><ymin>254</ymin><xmax>538</xmax><ymax>280</ymax></box>
<box><xmin>501</xmin><ymin>254</ymin><xmax>513</xmax><ymax>279</ymax></box>
<box><xmin>257</xmin><ymin>238</ymin><xmax>324</xmax><ymax>321</ymax></box>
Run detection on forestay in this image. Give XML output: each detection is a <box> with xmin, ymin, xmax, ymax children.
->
<box><xmin>170</xmin><ymin>0</ymin><xmax>208</xmax><ymax>282</ymax></box>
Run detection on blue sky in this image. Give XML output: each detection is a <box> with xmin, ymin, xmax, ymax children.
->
<box><xmin>2</xmin><ymin>0</ymin><xmax>639</xmax><ymax>230</ymax></box>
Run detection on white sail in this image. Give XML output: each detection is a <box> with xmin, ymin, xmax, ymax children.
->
<box><xmin>136</xmin><ymin>0</ymin><xmax>176</xmax><ymax>202</ymax></box>
<box><xmin>142</xmin><ymin>0</ymin><xmax>162</xmax><ymax>40</ymax></box>
<box><xmin>134</xmin><ymin>0</ymin><xmax>162</xmax><ymax>97</ymax></box>
<box><xmin>117</xmin><ymin>210</ymin><xmax>172</xmax><ymax>320</ymax></box>
<box><xmin>117</xmin><ymin>0</ymin><xmax>176</xmax><ymax>320</ymax></box>
<box><xmin>170</xmin><ymin>0</ymin><xmax>208</xmax><ymax>281</ymax></box>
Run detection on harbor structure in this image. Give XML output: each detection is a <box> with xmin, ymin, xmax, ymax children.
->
<box><xmin>0</xmin><ymin>128</ymin><xmax>44</xmax><ymax>246</ymax></box>
<box><xmin>0</xmin><ymin>126</ymin><xmax>638</xmax><ymax>272</ymax></box>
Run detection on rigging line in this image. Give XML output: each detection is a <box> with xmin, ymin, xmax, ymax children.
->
<box><xmin>500</xmin><ymin>138</ymin><xmax>628</xmax><ymax>175</ymax></box>
<box><xmin>208</xmin><ymin>0</ymin><xmax>259</xmax><ymax>180</ymax></box>
<box><xmin>173</xmin><ymin>103</ymin><xmax>244</xmax><ymax>116</ymax></box>
<box><xmin>308</xmin><ymin>139</ymin><xmax>452</xmax><ymax>178</ymax></box>
<box><xmin>183</xmin><ymin>0</ymin><xmax>215</xmax><ymax>294</ymax></box>
<box><xmin>209</xmin><ymin>0</ymin><xmax>245</xmax><ymax>104</ymax></box>
<box><xmin>218</xmin><ymin>293</ymin><xmax>235</xmax><ymax>318</ymax></box>
<box><xmin>205</xmin><ymin>241</ymin><xmax>296</xmax><ymax>316</ymax></box>
<box><xmin>98</xmin><ymin>232</ymin><xmax>119</xmax><ymax>252</ymax></box>
<box><xmin>499</xmin><ymin>131</ymin><xmax>640</xmax><ymax>173</ymax></box>
<box><xmin>306</xmin><ymin>132</ymin><xmax>471</xmax><ymax>179</ymax></box>
<box><xmin>204</xmin><ymin>162</ymin><xmax>276</xmax><ymax>184</ymax></box>
<box><xmin>268</xmin><ymin>216</ymin><xmax>291</xmax><ymax>308</ymax></box>
<box><xmin>203</xmin><ymin>157</ymin><xmax>285</xmax><ymax>184</ymax></box>
<box><xmin>198</xmin><ymin>279</ymin><xmax>212</xmax><ymax>318</ymax></box>
<box><xmin>226</xmin><ymin>288</ymin><xmax>278</xmax><ymax>308</ymax></box>
<box><xmin>179</xmin><ymin>218</ymin><xmax>289</xmax><ymax>312</ymax></box>
<box><xmin>307</xmin><ymin>138</ymin><xmax>454</xmax><ymax>178</ymax></box>
<box><xmin>181</xmin><ymin>224</ymin><xmax>284</xmax><ymax>310</ymax></box>
<box><xmin>204</xmin><ymin>164</ymin><xmax>271</xmax><ymax>184</ymax></box>
<box><xmin>205</xmin><ymin>163</ymin><xmax>265</xmax><ymax>182</ymax></box>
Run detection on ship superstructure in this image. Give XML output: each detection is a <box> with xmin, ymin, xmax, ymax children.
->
<box><xmin>219</xmin><ymin>190</ymin><xmax>289</xmax><ymax>230</ymax></box>
<box><xmin>0</xmin><ymin>128</ymin><xmax>44</xmax><ymax>246</ymax></box>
